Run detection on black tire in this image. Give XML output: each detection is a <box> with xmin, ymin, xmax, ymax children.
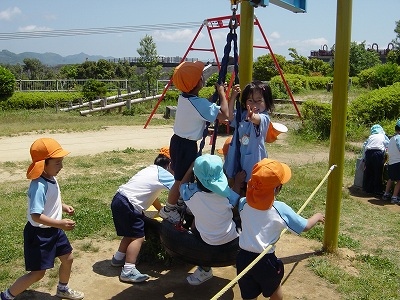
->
<box><xmin>159</xmin><ymin>220</ymin><xmax>239</xmax><ymax>267</ymax></box>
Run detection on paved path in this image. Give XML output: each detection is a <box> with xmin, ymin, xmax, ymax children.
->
<box><xmin>0</xmin><ymin>125</ymin><xmax>227</xmax><ymax>163</ymax></box>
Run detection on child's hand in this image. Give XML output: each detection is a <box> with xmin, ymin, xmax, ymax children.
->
<box><xmin>231</xmin><ymin>84</ymin><xmax>241</xmax><ymax>97</ymax></box>
<box><xmin>316</xmin><ymin>213</ymin><xmax>325</xmax><ymax>223</ymax></box>
<box><xmin>246</xmin><ymin>105</ymin><xmax>257</xmax><ymax>123</ymax></box>
<box><xmin>63</xmin><ymin>204</ymin><xmax>75</xmax><ymax>216</ymax></box>
<box><xmin>215</xmin><ymin>82</ymin><xmax>225</xmax><ymax>94</ymax></box>
<box><xmin>61</xmin><ymin>218</ymin><xmax>76</xmax><ymax>231</ymax></box>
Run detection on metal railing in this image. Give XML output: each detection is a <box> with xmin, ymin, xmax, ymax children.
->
<box><xmin>16</xmin><ymin>79</ymin><xmax>130</xmax><ymax>92</ymax></box>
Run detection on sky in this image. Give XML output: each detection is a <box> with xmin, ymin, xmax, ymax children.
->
<box><xmin>0</xmin><ymin>0</ymin><xmax>398</xmax><ymax>62</ymax></box>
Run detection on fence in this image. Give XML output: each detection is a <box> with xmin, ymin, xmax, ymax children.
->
<box><xmin>16</xmin><ymin>79</ymin><xmax>130</xmax><ymax>92</ymax></box>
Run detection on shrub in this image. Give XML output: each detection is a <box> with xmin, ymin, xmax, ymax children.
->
<box><xmin>358</xmin><ymin>63</ymin><xmax>400</xmax><ymax>89</ymax></box>
<box><xmin>300</xmin><ymin>100</ymin><xmax>332</xmax><ymax>140</ymax></box>
<box><xmin>82</xmin><ymin>79</ymin><xmax>107</xmax><ymax>101</ymax></box>
<box><xmin>348</xmin><ymin>82</ymin><xmax>400</xmax><ymax>126</ymax></box>
<box><xmin>270</xmin><ymin>74</ymin><xmax>308</xmax><ymax>99</ymax></box>
<box><xmin>0</xmin><ymin>66</ymin><xmax>16</xmax><ymax>99</ymax></box>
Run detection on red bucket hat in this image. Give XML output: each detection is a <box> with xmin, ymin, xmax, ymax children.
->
<box><xmin>26</xmin><ymin>138</ymin><xmax>70</xmax><ymax>179</ymax></box>
<box><xmin>172</xmin><ymin>61</ymin><xmax>204</xmax><ymax>93</ymax></box>
<box><xmin>246</xmin><ymin>159</ymin><xmax>291</xmax><ymax>210</ymax></box>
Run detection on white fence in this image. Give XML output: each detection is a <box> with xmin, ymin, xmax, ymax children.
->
<box><xmin>16</xmin><ymin>79</ymin><xmax>130</xmax><ymax>92</ymax></box>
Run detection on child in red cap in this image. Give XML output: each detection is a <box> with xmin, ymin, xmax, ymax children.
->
<box><xmin>1</xmin><ymin>138</ymin><xmax>84</xmax><ymax>300</ymax></box>
<box><xmin>236</xmin><ymin>159</ymin><xmax>325</xmax><ymax>300</ymax></box>
<box><xmin>160</xmin><ymin>61</ymin><xmax>230</xmax><ymax>223</ymax></box>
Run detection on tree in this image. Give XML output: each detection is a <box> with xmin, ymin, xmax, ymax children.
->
<box><xmin>287</xmin><ymin>48</ymin><xmax>333</xmax><ymax>76</ymax></box>
<box><xmin>136</xmin><ymin>35</ymin><xmax>163</xmax><ymax>94</ymax></box>
<box><xmin>347</xmin><ymin>42</ymin><xmax>381</xmax><ymax>77</ymax></box>
<box><xmin>0</xmin><ymin>65</ymin><xmax>15</xmax><ymax>98</ymax></box>
<box><xmin>253</xmin><ymin>53</ymin><xmax>288</xmax><ymax>81</ymax></box>
<box><xmin>23</xmin><ymin>58</ymin><xmax>45</xmax><ymax>80</ymax></box>
<box><xmin>387</xmin><ymin>20</ymin><xmax>400</xmax><ymax>65</ymax></box>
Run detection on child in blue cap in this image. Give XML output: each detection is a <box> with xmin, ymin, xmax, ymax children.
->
<box><xmin>382</xmin><ymin>119</ymin><xmax>400</xmax><ymax>204</ymax></box>
<box><xmin>179</xmin><ymin>154</ymin><xmax>243</xmax><ymax>285</ymax></box>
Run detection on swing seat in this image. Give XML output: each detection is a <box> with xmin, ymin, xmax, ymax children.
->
<box><xmin>159</xmin><ymin>220</ymin><xmax>239</xmax><ymax>267</ymax></box>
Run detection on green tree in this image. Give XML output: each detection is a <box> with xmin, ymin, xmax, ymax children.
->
<box><xmin>0</xmin><ymin>65</ymin><xmax>15</xmax><ymax>98</ymax></box>
<box><xmin>82</xmin><ymin>79</ymin><xmax>107</xmax><ymax>100</ymax></box>
<box><xmin>287</xmin><ymin>48</ymin><xmax>333</xmax><ymax>76</ymax></box>
<box><xmin>253</xmin><ymin>53</ymin><xmax>288</xmax><ymax>81</ymax></box>
<box><xmin>23</xmin><ymin>58</ymin><xmax>45</xmax><ymax>80</ymax></box>
<box><xmin>136</xmin><ymin>35</ymin><xmax>163</xmax><ymax>94</ymax></box>
<box><xmin>387</xmin><ymin>20</ymin><xmax>400</xmax><ymax>65</ymax></box>
<box><xmin>347</xmin><ymin>42</ymin><xmax>381</xmax><ymax>77</ymax></box>
<box><xmin>95</xmin><ymin>59</ymin><xmax>115</xmax><ymax>79</ymax></box>
<box><xmin>59</xmin><ymin>64</ymin><xmax>78</xmax><ymax>79</ymax></box>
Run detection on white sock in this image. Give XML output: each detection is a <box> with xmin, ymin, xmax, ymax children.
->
<box><xmin>114</xmin><ymin>251</ymin><xmax>125</xmax><ymax>261</ymax></box>
<box><xmin>165</xmin><ymin>203</ymin><xmax>177</xmax><ymax>211</ymax></box>
<box><xmin>3</xmin><ymin>289</ymin><xmax>15</xmax><ymax>300</ymax></box>
<box><xmin>123</xmin><ymin>263</ymin><xmax>136</xmax><ymax>273</ymax></box>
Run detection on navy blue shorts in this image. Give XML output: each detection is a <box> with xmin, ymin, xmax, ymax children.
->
<box><xmin>111</xmin><ymin>192</ymin><xmax>145</xmax><ymax>238</ymax></box>
<box><xmin>170</xmin><ymin>134</ymin><xmax>197</xmax><ymax>181</ymax></box>
<box><xmin>23</xmin><ymin>222</ymin><xmax>73</xmax><ymax>271</ymax></box>
<box><xmin>236</xmin><ymin>249</ymin><xmax>284</xmax><ymax>299</ymax></box>
<box><xmin>388</xmin><ymin>162</ymin><xmax>400</xmax><ymax>181</ymax></box>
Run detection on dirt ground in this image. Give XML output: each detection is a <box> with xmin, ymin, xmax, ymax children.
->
<box><xmin>2</xmin><ymin>125</ymin><xmax>398</xmax><ymax>300</ymax></box>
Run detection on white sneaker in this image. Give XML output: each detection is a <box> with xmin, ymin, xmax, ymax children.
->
<box><xmin>186</xmin><ymin>267</ymin><xmax>213</xmax><ymax>285</ymax></box>
<box><xmin>159</xmin><ymin>206</ymin><xmax>181</xmax><ymax>224</ymax></box>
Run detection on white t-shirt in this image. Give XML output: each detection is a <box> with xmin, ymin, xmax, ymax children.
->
<box><xmin>173</xmin><ymin>94</ymin><xmax>220</xmax><ymax>141</ymax></box>
<box><xmin>180</xmin><ymin>182</ymin><xmax>239</xmax><ymax>245</ymax></box>
<box><xmin>118</xmin><ymin>165</ymin><xmax>174</xmax><ymax>213</ymax></box>
<box><xmin>387</xmin><ymin>134</ymin><xmax>400</xmax><ymax>165</ymax></box>
<box><xmin>239</xmin><ymin>199</ymin><xmax>307</xmax><ymax>253</ymax></box>
<box><xmin>27</xmin><ymin>176</ymin><xmax>62</xmax><ymax>228</ymax></box>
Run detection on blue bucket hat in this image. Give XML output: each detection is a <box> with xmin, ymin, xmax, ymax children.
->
<box><xmin>370</xmin><ymin>124</ymin><xmax>384</xmax><ymax>135</ymax></box>
<box><xmin>396</xmin><ymin>119</ymin><xmax>400</xmax><ymax>128</ymax></box>
<box><xmin>193</xmin><ymin>154</ymin><xmax>230</xmax><ymax>198</ymax></box>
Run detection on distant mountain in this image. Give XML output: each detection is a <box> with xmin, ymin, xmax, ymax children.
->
<box><xmin>0</xmin><ymin>50</ymin><xmax>115</xmax><ymax>66</ymax></box>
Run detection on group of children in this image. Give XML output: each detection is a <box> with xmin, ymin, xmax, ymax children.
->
<box><xmin>362</xmin><ymin>121</ymin><xmax>400</xmax><ymax>204</ymax></box>
<box><xmin>1</xmin><ymin>61</ymin><xmax>327</xmax><ymax>300</ymax></box>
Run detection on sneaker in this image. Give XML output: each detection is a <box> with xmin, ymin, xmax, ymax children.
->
<box><xmin>177</xmin><ymin>199</ymin><xmax>192</xmax><ymax>215</ymax></box>
<box><xmin>390</xmin><ymin>197</ymin><xmax>399</xmax><ymax>204</ymax></box>
<box><xmin>56</xmin><ymin>288</ymin><xmax>84</xmax><ymax>300</ymax></box>
<box><xmin>382</xmin><ymin>193</ymin><xmax>391</xmax><ymax>201</ymax></box>
<box><xmin>186</xmin><ymin>267</ymin><xmax>213</xmax><ymax>285</ymax></box>
<box><xmin>120</xmin><ymin>268</ymin><xmax>149</xmax><ymax>283</ymax></box>
<box><xmin>1</xmin><ymin>292</ymin><xmax>9</xmax><ymax>300</ymax></box>
<box><xmin>111</xmin><ymin>256</ymin><xmax>125</xmax><ymax>267</ymax></box>
<box><xmin>159</xmin><ymin>206</ymin><xmax>181</xmax><ymax>224</ymax></box>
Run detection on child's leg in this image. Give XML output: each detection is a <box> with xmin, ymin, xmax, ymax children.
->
<box><xmin>270</xmin><ymin>285</ymin><xmax>283</xmax><ymax>300</ymax></box>
<box><xmin>384</xmin><ymin>179</ymin><xmax>392</xmax><ymax>194</ymax></box>
<box><xmin>8</xmin><ymin>270</ymin><xmax>46</xmax><ymax>297</ymax></box>
<box><xmin>167</xmin><ymin>180</ymin><xmax>181</xmax><ymax>206</ymax></box>
<box><xmin>125</xmin><ymin>237</ymin><xmax>144</xmax><ymax>265</ymax></box>
<box><xmin>58</xmin><ymin>252</ymin><xmax>74</xmax><ymax>285</ymax></box>
<box><xmin>393</xmin><ymin>181</ymin><xmax>400</xmax><ymax>198</ymax></box>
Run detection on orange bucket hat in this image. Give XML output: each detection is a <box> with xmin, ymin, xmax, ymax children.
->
<box><xmin>159</xmin><ymin>146</ymin><xmax>170</xmax><ymax>159</ymax></box>
<box><xmin>217</xmin><ymin>136</ymin><xmax>232</xmax><ymax>156</ymax></box>
<box><xmin>172</xmin><ymin>61</ymin><xmax>205</xmax><ymax>93</ymax></box>
<box><xmin>266</xmin><ymin>122</ymin><xmax>288</xmax><ymax>143</ymax></box>
<box><xmin>26</xmin><ymin>138</ymin><xmax>70</xmax><ymax>179</ymax></box>
<box><xmin>246</xmin><ymin>158</ymin><xmax>291</xmax><ymax>210</ymax></box>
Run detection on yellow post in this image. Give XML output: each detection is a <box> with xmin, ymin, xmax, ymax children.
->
<box><xmin>324</xmin><ymin>0</ymin><xmax>353</xmax><ymax>253</ymax></box>
<box><xmin>239</xmin><ymin>1</ymin><xmax>254</xmax><ymax>89</ymax></box>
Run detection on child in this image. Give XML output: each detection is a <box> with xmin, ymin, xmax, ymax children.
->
<box><xmin>1</xmin><ymin>138</ymin><xmax>84</xmax><ymax>300</ymax></box>
<box><xmin>237</xmin><ymin>158</ymin><xmax>325</xmax><ymax>300</ymax></box>
<box><xmin>224</xmin><ymin>80</ymin><xmax>275</xmax><ymax>190</ymax></box>
<box><xmin>180</xmin><ymin>154</ymin><xmax>243</xmax><ymax>285</ymax></box>
<box><xmin>110</xmin><ymin>147</ymin><xmax>174</xmax><ymax>283</ymax></box>
<box><xmin>361</xmin><ymin>124</ymin><xmax>389</xmax><ymax>195</ymax></box>
<box><xmin>382</xmin><ymin>119</ymin><xmax>400</xmax><ymax>204</ymax></box>
<box><xmin>160</xmin><ymin>61</ymin><xmax>230</xmax><ymax>223</ymax></box>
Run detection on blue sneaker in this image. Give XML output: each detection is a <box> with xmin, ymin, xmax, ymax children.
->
<box><xmin>120</xmin><ymin>268</ymin><xmax>149</xmax><ymax>283</ymax></box>
<box><xmin>111</xmin><ymin>256</ymin><xmax>125</xmax><ymax>267</ymax></box>
<box><xmin>391</xmin><ymin>197</ymin><xmax>400</xmax><ymax>204</ymax></box>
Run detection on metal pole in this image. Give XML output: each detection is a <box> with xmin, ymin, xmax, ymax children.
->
<box><xmin>239</xmin><ymin>1</ymin><xmax>254</xmax><ymax>89</ymax></box>
<box><xmin>324</xmin><ymin>0</ymin><xmax>352</xmax><ymax>253</ymax></box>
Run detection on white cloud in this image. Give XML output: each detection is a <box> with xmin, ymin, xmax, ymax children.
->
<box><xmin>18</xmin><ymin>25</ymin><xmax>52</xmax><ymax>32</ymax></box>
<box><xmin>153</xmin><ymin>29</ymin><xmax>204</xmax><ymax>43</ymax></box>
<box><xmin>0</xmin><ymin>7</ymin><xmax>22</xmax><ymax>21</ymax></box>
<box><xmin>270</xmin><ymin>31</ymin><xmax>280</xmax><ymax>39</ymax></box>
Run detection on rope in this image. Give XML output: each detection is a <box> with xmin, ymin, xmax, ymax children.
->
<box><xmin>198</xmin><ymin>8</ymin><xmax>239</xmax><ymax>156</ymax></box>
<box><xmin>211</xmin><ymin>164</ymin><xmax>337</xmax><ymax>300</ymax></box>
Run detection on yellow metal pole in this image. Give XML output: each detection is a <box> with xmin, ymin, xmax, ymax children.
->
<box><xmin>239</xmin><ymin>1</ymin><xmax>254</xmax><ymax>90</ymax></box>
<box><xmin>324</xmin><ymin>0</ymin><xmax>353</xmax><ymax>253</ymax></box>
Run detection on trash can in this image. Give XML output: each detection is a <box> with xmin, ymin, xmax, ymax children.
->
<box><xmin>353</xmin><ymin>158</ymin><xmax>364</xmax><ymax>188</ymax></box>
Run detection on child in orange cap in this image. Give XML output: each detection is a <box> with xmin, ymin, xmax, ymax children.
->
<box><xmin>236</xmin><ymin>159</ymin><xmax>325</xmax><ymax>300</ymax></box>
<box><xmin>160</xmin><ymin>61</ymin><xmax>230</xmax><ymax>223</ymax></box>
<box><xmin>110</xmin><ymin>147</ymin><xmax>174</xmax><ymax>283</ymax></box>
<box><xmin>1</xmin><ymin>138</ymin><xmax>84</xmax><ymax>300</ymax></box>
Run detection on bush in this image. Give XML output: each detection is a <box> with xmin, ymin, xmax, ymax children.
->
<box><xmin>0</xmin><ymin>66</ymin><xmax>16</xmax><ymax>99</ymax></box>
<box><xmin>348</xmin><ymin>82</ymin><xmax>400</xmax><ymax>126</ymax></box>
<box><xmin>358</xmin><ymin>63</ymin><xmax>400</xmax><ymax>89</ymax></box>
<box><xmin>270</xmin><ymin>74</ymin><xmax>308</xmax><ymax>99</ymax></box>
<box><xmin>300</xmin><ymin>100</ymin><xmax>332</xmax><ymax>140</ymax></box>
<box><xmin>82</xmin><ymin>79</ymin><xmax>107</xmax><ymax>101</ymax></box>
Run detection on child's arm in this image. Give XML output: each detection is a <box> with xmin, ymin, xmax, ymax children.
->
<box><xmin>180</xmin><ymin>162</ymin><xmax>195</xmax><ymax>185</ymax></box>
<box><xmin>152</xmin><ymin>199</ymin><xmax>162</xmax><ymax>211</ymax></box>
<box><xmin>228</xmin><ymin>84</ymin><xmax>240</xmax><ymax>121</ymax></box>
<box><xmin>62</xmin><ymin>203</ymin><xmax>75</xmax><ymax>215</ymax></box>
<box><xmin>246</xmin><ymin>105</ymin><xmax>261</xmax><ymax>125</ymax></box>
<box><xmin>215</xmin><ymin>83</ymin><xmax>229</xmax><ymax>121</ymax></box>
<box><xmin>303</xmin><ymin>212</ymin><xmax>325</xmax><ymax>232</ymax></box>
<box><xmin>31</xmin><ymin>213</ymin><xmax>76</xmax><ymax>231</ymax></box>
